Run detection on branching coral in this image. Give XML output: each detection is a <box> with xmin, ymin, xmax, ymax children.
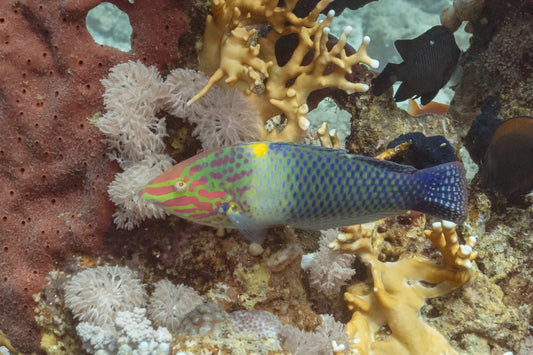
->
<box><xmin>190</xmin><ymin>0</ymin><xmax>379</xmax><ymax>142</ymax></box>
<box><xmin>329</xmin><ymin>221</ymin><xmax>477</xmax><ymax>355</ymax></box>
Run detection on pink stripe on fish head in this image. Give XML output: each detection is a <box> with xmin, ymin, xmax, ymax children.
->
<box><xmin>138</xmin><ymin>184</ymin><xmax>175</xmax><ymax>199</ymax></box>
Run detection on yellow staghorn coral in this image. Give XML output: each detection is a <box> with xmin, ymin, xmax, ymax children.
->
<box><xmin>329</xmin><ymin>221</ymin><xmax>477</xmax><ymax>355</ymax></box>
<box><xmin>190</xmin><ymin>0</ymin><xmax>378</xmax><ymax>142</ymax></box>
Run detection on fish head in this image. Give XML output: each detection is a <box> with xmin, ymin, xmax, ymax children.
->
<box><xmin>138</xmin><ymin>149</ymin><xmax>228</xmax><ymax>224</ymax></box>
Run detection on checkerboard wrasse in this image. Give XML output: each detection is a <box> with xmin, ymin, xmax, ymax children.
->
<box><xmin>139</xmin><ymin>142</ymin><xmax>467</xmax><ymax>243</ymax></box>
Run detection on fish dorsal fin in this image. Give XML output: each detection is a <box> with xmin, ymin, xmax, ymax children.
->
<box><xmin>394</xmin><ymin>38</ymin><xmax>417</xmax><ymax>61</ymax></box>
<box><xmin>395</xmin><ymin>26</ymin><xmax>454</xmax><ymax>62</ymax></box>
<box><xmin>252</xmin><ymin>142</ymin><xmax>418</xmax><ymax>175</ymax></box>
<box><xmin>336</xmin><ymin>150</ymin><xmax>418</xmax><ymax>174</ymax></box>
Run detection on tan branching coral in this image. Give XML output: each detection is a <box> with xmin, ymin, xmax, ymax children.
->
<box><xmin>329</xmin><ymin>221</ymin><xmax>476</xmax><ymax>355</ymax></box>
<box><xmin>190</xmin><ymin>0</ymin><xmax>378</xmax><ymax>142</ymax></box>
<box><xmin>425</xmin><ymin>220</ymin><xmax>478</xmax><ymax>277</ymax></box>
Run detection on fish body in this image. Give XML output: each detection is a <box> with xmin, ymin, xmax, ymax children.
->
<box><xmin>371</xmin><ymin>25</ymin><xmax>460</xmax><ymax>105</ymax></box>
<box><xmin>481</xmin><ymin>116</ymin><xmax>533</xmax><ymax>197</ymax></box>
<box><xmin>139</xmin><ymin>142</ymin><xmax>467</xmax><ymax>242</ymax></box>
<box><xmin>464</xmin><ymin>96</ymin><xmax>502</xmax><ymax>164</ymax></box>
<box><xmin>464</xmin><ymin>96</ymin><xmax>533</xmax><ymax>197</ymax></box>
<box><xmin>387</xmin><ymin>132</ymin><xmax>457</xmax><ymax>169</ymax></box>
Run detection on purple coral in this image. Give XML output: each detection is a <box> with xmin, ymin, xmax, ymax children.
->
<box><xmin>229</xmin><ymin>310</ymin><xmax>283</xmax><ymax>339</ymax></box>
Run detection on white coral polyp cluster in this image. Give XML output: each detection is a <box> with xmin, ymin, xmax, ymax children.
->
<box><xmin>147</xmin><ymin>279</ymin><xmax>204</xmax><ymax>332</ymax></box>
<box><xmin>164</xmin><ymin>69</ymin><xmax>261</xmax><ymax>149</ymax></box>
<box><xmin>64</xmin><ymin>265</ymin><xmax>205</xmax><ymax>354</ymax></box>
<box><xmin>64</xmin><ymin>265</ymin><xmax>147</xmax><ymax>326</ymax></box>
<box><xmin>97</xmin><ymin>61</ymin><xmax>261</xmax><ymax>229</ymax></box>
<box><xmin>305</xmin><ymin>229</ymin><xmax>356</xmax><ymax>296</ymax></box>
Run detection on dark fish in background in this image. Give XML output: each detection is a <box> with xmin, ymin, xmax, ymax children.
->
<box><xmin>464</xmin><ymin>96</ymin><xmax>502</xmax><ymax>164</ymax></box>
<box><xmin>371</xmin><ymin>25</ymin><xmax>461</xmax><ymax>105</ymax></box>
<box><xmin>387</xmin><ymin>132</ymin><xmax>457</xmax><ymax>169</ymax></box>
<box><xmin>465</xmin><ymin>96</ymin><xmax>533</xmax><ymax>197</ymax></box>
<box><xmin>481</xmin><ymin>116</ymin><xmax>533</xmax><ymax>197</ymax></box>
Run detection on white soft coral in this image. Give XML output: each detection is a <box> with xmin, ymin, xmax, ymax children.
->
<box><xmin>306</xmin><ymin>229</ymin><xmax>356</xmax><ymax>296</ymax></box>
<box><xmin>98</xmin><ymin>61</ymin><xmax>262</xmax><ymax>229</ymax></box>
<box><xmin>164</xmin><ymin>68</ymin><xmax>261</xmax><ymax>150</ymax></box>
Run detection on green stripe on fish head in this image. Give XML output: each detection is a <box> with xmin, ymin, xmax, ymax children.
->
<box><xmin>138</xmin><ymin>148</ymin><xmax>231</xmax><ymax>226</ymax></box>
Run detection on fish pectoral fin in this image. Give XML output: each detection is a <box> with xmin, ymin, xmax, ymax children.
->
<box><xmin>223</xmin><ymin>203</ymin><xmax>267</xmax><ymax>244</ymax></box>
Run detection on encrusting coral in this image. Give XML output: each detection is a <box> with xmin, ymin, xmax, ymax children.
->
<box><xmin>190</xmin><ymin>0</ymin><xmax>379</xmax><ymax>142</ymax></box>
<box><xmin>330</xmin><ymin>221</ymin><xmax>477</xmax><ymax>355</ymax></box>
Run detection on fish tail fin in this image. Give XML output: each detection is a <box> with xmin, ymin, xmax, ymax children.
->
<box><xmin>371</xmin><ymin>63</ymin><xmax>402</xmax><ymax>96</ymax></box>
<box><xmin>411</xmin><ymin>161</ymin><xmax>468</xmax><ymax>223</ymax></box>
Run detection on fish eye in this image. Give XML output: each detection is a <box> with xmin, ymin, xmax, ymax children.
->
<box><xmin>175</xmin><ymin>180</ymin><xmax>187</xmax><ymax>192</ymax></box>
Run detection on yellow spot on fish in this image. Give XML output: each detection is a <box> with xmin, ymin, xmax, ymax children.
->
<box><xmin>251</xmin><ymin>143</ymin><xmax>268</xmax><ymax>157</ymax></box>
<box><xmin>227</xmin><ymin>201</ymin><xmax>239</xmax><ymax>213</ymax></box>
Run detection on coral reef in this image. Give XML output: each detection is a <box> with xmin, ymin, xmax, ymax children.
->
<box><xmin>281</xmin><ymin>314</ymin><xmax>351</xmax><ymax>355</ymax></box>
<box><xmin>0</xmin><ymin>0</ymin><xmax>193</xmax><ymax>351</ymax></box>
<box><xmin>164</xmin><ymin>68</ymin><xmax>262</xmax><ymax>149</ymax></box>
<box><xmin>177</xmin><ymin>302</ymin><xmax>234</xmax><ymax>336</ymax></box>
<box><xmin>75</xmin><ymin>306</ymin><xmax>172</xmax><ymax>354</ymax></box>
<box><xmin>2</xmin><ymin>0</ymin><xmax>532</xmax><ymax>353</ymax></box>
<box><xmin>330</xmin><ymin>220</ymin><xmax>476</xmax><ymax>354</ymax></box>
<box><xmin>191</xmin><ymin>0</ymin><xmax>379</xmax><ymax>142</ymax></box>
<box><xmin>228</xmin><ymin>310</ymin><xmax>283</xmax><ymax>339</ymax></box>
